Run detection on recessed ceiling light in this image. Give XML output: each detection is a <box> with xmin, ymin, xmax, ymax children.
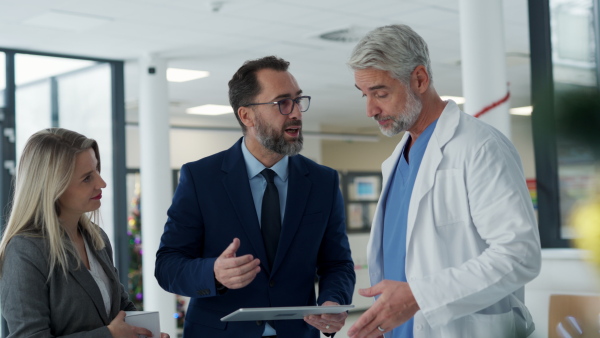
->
<box><xmin>510</xmin><ymin>106</ymin><xmax>532</xmax><ymax>116</ymax></box>
<box><xmin>317</xmin><ymin>25</ymin><xmax>373</xmax><ymax>43</ymax></box>
<box><xmin>167</xmin><ymin>68</ymin><xmax>210</xmax><ymax>82</ymax></box>
<box><xmin>440</xmin><ymin>96</ymin><xmax>465</xmax><ymax>104</ymax></box>
<box><xmin>186</xmin><ymin>104</ymin><xmax>233</xmax><ymax>115</ymax></box>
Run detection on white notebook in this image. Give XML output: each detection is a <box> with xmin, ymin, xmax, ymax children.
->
<box><xmin>125</xmin><ymin>311</ymin><xmax>161</xmax><ymax>338</ymax></box>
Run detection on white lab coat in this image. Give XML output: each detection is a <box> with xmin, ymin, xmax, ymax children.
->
<box><xmin>367</xmin><ymin>101</ymin><xmax>541</xmax><ymax>338</ymax></box>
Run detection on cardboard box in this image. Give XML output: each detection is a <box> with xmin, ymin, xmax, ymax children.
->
<box><xmin>548</xmin><ymin>294</ymin><xmax>600</xmax><ymax>338</ymax></box>
<box><xmin>125</xmin><ymin>311</ymin><xmax>161</xmax><ymax>338</ymax></box>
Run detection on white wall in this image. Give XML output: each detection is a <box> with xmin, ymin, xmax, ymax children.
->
<box><xmin>126</xmin><ymin>125</ymin><xmax>322</xmax><ymax>169</ymax></box>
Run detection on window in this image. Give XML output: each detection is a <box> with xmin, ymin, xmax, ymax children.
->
<box><xmin>0</xmin><ymin>49</ymin><xmax>126</xmax><ymax>335</ymax></box>
<box><xmin>529</xmin><ymin>0</ymin><xmax>600</xmax><ymax>247</ymax></box>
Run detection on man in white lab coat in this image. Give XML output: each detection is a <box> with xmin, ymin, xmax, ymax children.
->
<box><xmin>346</xmin><ymin>24</ymin><xmax>542</xmax><ymax>338</ymax></box>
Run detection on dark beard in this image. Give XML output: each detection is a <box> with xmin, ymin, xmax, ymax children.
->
<box><xmin>255</xmin><ymin>117</ymin><xmax>303</xmax><ymax>156</ymax></box>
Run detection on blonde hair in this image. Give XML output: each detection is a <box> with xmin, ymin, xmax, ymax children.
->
<box><xmin>0</xmin><ymin>128</ymin><xmax>105</xmax><ymax>278</ymax></box>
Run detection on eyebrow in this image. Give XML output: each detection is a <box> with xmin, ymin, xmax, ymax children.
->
<box><xmin>355</xmin><ymin>84</ymin><xmax>387</xmax><ymax>92</ymax></box>
<box><xmin>271</xmin><ymin>90</ymin><xmax>303</xmax><ymax>102</ymax></box>
<box><xmin>79</xmin><ymin>170</ymin><xmax>94</xmax><ymax>179</ymax></box>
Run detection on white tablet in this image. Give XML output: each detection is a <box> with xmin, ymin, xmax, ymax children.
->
<box><xmin>220</xmin><ymin>305</ymin><xmax>355</xmax><ymax>321</ymax></box>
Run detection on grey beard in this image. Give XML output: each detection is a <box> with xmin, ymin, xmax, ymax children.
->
<box><xmin>255</xmin><ymin>119</ymin><xmax>303</xmax><ymax>156</ymax></box>
<box><xmin>378</xmin><ymin>89</ymin><xmax>423</xmax><ymax>137</ymax></box>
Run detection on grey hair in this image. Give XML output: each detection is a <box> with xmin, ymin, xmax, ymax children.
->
<box><xmin>348</xmin><ymin>24</ymin><xmax>433</xmax><ymax>86</ymax></box>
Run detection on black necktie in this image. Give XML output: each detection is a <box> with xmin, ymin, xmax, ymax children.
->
<box><xmin>260</xmin><ymin>169</ymin><xmax>281</xmax><ymax>269</ymax></box>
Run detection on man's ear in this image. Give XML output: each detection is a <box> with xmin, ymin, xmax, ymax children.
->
<box><xmin>238</xmin><ymin>106</ymin><xmax>254</xmax><ymax>128</ymax></box>
<box><xmin>412</xmin><ymin>65</ymin><xmax>430</xmax><ymax>94</ymax></box>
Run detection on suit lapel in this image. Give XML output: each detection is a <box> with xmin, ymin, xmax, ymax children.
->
<box><xmin>68</xmin><ymin>256</ymin><xmax>111</xmax><ymax>325</ymax></box>
<box><xmin>92</xmin><ymin>242</ymin><xmax>122</xmax><ymax>319</ymax></box>
<box><xmin>271</xmin><ymin>156</ymin><xmax>310</xmax><ymax>275</ymax></box>
<box><xmin>221</xmin><ymin>139</ymin><xmax>270</xmax><ymax>272</ymax></box>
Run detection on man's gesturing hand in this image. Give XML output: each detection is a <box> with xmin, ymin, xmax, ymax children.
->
<box><xmin>347</xmin><ymin>280</ymin><xmax>419</xmax><ymax>338</ymax></box>
<box><xmin>214</xmin><ymin>238</ymin><xmax>261</xmax><ymax>289</ymax></box>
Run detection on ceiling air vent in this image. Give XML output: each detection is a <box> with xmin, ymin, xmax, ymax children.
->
<box><xmin>318</xmin><ymin>26</ymin><xmax>372</xmax><ymax>43</ymax></box>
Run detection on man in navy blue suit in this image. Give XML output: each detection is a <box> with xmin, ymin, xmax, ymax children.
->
<box><xmin>155</xmin><ymin>56</ymin><xmax>355</xmax><ymax>337</ymax></box>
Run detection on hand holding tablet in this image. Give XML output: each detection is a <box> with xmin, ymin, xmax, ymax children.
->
<box><xmin>221</xmin><ymin>305</ymin><xmax>355</xmax><ymax>321</ymax></box>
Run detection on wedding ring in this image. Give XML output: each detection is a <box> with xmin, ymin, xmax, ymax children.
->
<box><xmin>325</xmin><ymin>324</ymin><xmax>330</xmax><ymax>329</ymax></box>
<box><xmin>377</xmin><ymin>325</ymin><xmax>385</xmax><ymax>332</ymax></box>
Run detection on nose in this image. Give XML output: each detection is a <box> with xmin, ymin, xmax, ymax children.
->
<box><xmin>288</xmin><ymin>101</ymin><xmax>302</xmax><ymax>120</ymax></box>
<box><xmin>365</xmin><ymin>97</ymin><xmax>380</xmax><ymax>118</ymax></box>
<box><xmin>98</xmin><ymin>175</ymin><xmax>107</xmax><ymax>189</ymax></box>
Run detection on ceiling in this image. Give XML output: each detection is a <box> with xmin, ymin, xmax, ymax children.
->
<box><xmin>0</xmin><ymin>0</ymin><xmax>532</xmax><ymax>134</ymax></box>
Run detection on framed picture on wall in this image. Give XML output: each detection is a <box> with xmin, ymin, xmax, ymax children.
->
<box><xmin>341</xmin><ymin>171</ymin><xmax>383</xmax><ymax>233</ymax></box>
<box><xmin>348</xmin><ymin>175</ymin><xmax>381</xmax><ymax>201</ymax></box>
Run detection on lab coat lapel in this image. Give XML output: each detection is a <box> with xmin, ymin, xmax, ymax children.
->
<box><xmin>367</xmin><ymin>132</ymin><xmax>410</xmax><ymax>284</ymax></box>
<box><xmin>406</xmin><ymin>101</ymin><xmax>461</xmax><ymax>244</ymax></box>
<box><xmin>221</xmin><ymin>139</ymin><xmax>270</xmax><ymax>273</ymax></box>
<box><xmin>271</xmin><ymin>156</ymin><xmax>310</xmax><ymax>275</ymax></box>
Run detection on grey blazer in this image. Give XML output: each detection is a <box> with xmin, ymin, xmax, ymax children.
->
<box><xmin>0</xmin><ymin>228</ymin><xmax>135</xmax><ymax>337</ymax></box>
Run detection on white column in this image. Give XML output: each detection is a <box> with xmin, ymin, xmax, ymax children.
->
<box><xmin>459</xmin><ymin>0</ymin><xmax>511</xmax><ymax>138</ymax></box>
<box><xmin>138</xmin><ymin>54</ymin><xmax>177</xmax><ymax>335</ymax></box>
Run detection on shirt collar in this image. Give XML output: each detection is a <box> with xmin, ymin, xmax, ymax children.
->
<box><xmin>241</xmin><ymin>137</ymin><xmax>289</xmax><ymax>182</ymax></box>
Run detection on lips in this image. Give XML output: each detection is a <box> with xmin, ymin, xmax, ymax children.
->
<box><xmin>92</xmin><ymin>193</ymin><xmax>102</xmax><ymax>200</ymax></box>
<box><xmin>285</xmin><ymin>127</ymin><xmax>300</xmax><ymax>135</ymax></box>
<box><xmin>284</xmin><ymin>121</ymin><xmax>302</xmax><ymax>136</ymax></box>
<box><xmin>374</xmin><ymin>116</ymin><xmax>392</xmax><ymax>126</ymax></box>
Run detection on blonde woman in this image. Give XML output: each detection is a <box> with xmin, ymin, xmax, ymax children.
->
<box><xmin>0</xmin><ymin>128</ymin><xmax>168</xmax><ymax>338</ymax></box>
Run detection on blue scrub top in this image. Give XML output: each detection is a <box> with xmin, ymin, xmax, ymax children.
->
<box><xmin>382</xmin><ymin>119</ymin><xmax>438</xmax><ymax>338</ymax></box>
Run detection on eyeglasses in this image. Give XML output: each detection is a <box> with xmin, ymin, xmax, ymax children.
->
<box><xmin>243</xmin><ymin>96</ymin><xmax>311</xmax><ymax>115</ymax></box>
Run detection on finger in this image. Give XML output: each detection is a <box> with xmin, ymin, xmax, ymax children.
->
<box><xmin>322</xmin><ymin>311</ymin><xmax>347</xmax><ymax>322</ymax></box>
<box><xmin>230</xmin><ymin>256</ymin><xmax>261</xmax><ymax>272</ymax></box>
<box><xmin>304</xmin><ymin>316</ymin><xmax>328</xmax><ymax>331</ymax></box>
<box><xmin>133</xmin><ymin>327</ymin><xmax>153</xmax><ymax>337</ymax></box>
<box><xmin>220</xmin><ymin>238</ymin><xmax>240</xmax><ymax>258</ymax></box>
<box><xmin>227</xmin><ymin>265</ymin><xmax>261</xmax><ymax>288</ymax></box>
<box><xmin>114</xmin><ymin>311</ymin><xmax>126</xmax><ymax>321</ymax></box>
<box><xmin>219</xmin><ymin>257</ymin><xmax>260</xmax><ymax>280</ymax></box>
<box><xmin>305</xmin><ymin>317</ymin><xmax>343</xmax><ymax>334</ymax></box>
<box><xmin>161</xmin><ymin>334</ymin><xmax>170</xmax><ymax>338</ymax></box>
<box><xmin>320</xmin><ymin>301</ymin><xmax>339</xmax><ymax>306</ymax></box>
<box><xmin>218</xmin><ymin>254</ymin><xmax>257</xmax><ymax>270</ymax></box>
<box><xmin>305</xmin><ymin>314</ymin><xmax>327</xmax><ymax>326</ymax></box>
<box><xmin>347</xmin><ymin>307</ymin><xmax>378</xmax><ymax>336</ymax></box>
<box><xmin>358</xmin><ymin>285</ymin><xmax>383</xmax><ymax>298</ymax></box>
<box><xmin>354</xmin><ymin>316</ymin><xmax>386</xmax><ymax>338</ymax></box>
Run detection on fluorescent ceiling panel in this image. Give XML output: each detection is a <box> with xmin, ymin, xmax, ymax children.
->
<box><xmin>510</xmin><ymin>106</ymin><xmax>532</xmax><ymax>116</ymax></box>
<box><xmin>167</xmin><ymin>68</ymin><xmax>210</xmax><ymax>82</ymax></box>
<box><xmin>187</xmin><ymin>104</ymin><xmax>233</xmax><ymax>115</ymax></box>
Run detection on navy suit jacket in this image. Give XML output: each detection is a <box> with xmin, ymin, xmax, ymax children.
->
<box><xmin>155</xmin><ymin>138</ymin><xmax>355</xmax><ymax>337</ymax></box>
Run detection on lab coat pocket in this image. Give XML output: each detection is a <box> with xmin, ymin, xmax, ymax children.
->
<box><xmin>432</xmin><ymin>169</ymin><xmax>468</xmax><ymax>227</ymax></box>
<box><xmin>466</xmin><ymin>311</ymin><xmax>517</xmax><ymax>338</ymax></box>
